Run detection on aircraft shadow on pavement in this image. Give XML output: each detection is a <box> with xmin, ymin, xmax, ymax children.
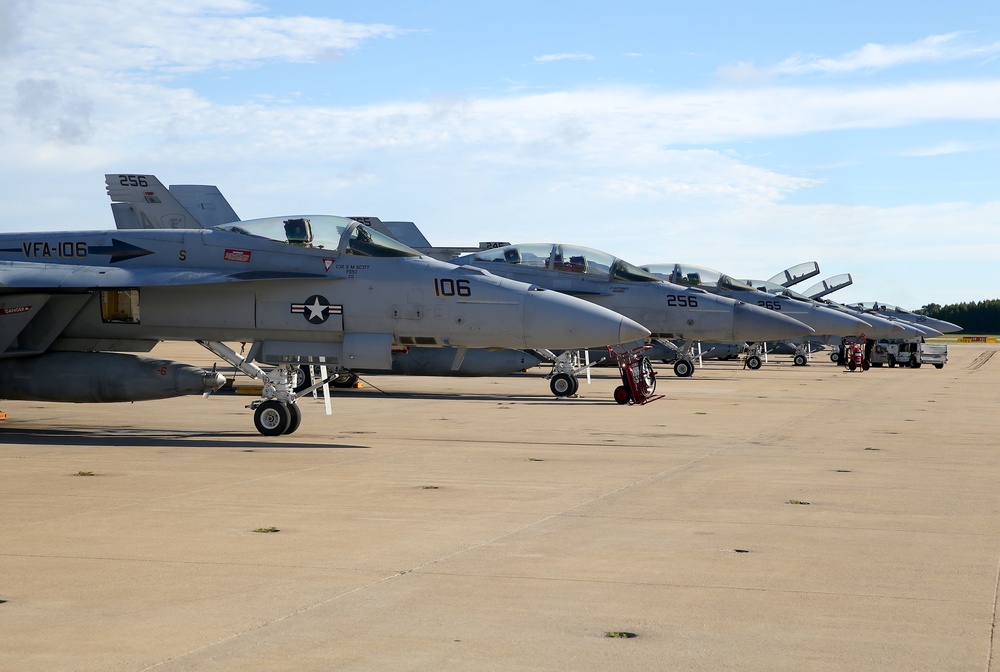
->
<box><xmin>314</xmin><ymin>389</ymin><xmax>615</xmax><ymax>404</ymax></box>
<box><xmin>0</xmin><ymin>427</ymin><xmax>367</xmax><ymax>449</ymax></box>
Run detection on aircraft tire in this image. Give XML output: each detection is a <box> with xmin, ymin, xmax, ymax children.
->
<box><xmin>294</xmin><ymin>365</ymin><xmax>312</xmax><ymax>393</ymax></box>
<box><xmin>673</xmin><ymin>359</ymin><xmax>693</xmax><ymax>377</ymax></box>
<box><xmin>793</xmin><ymin>354</ymin><xmax>807</xmax><ymax>367</ymax></box>
<box><xmin>613</xmin><ymin>385</ymin><xmax>631</xmax><ymax>405</ymax></box>
<box><xmin>550</xmin><ymin>373</ymin><xmax>575</xmax><ymax>397</ymax></box>
<box><xmin>910</xmin><ymin>359</ymin><xmax>921</xmax><ymax>369</ymax></box>
<box><xmin>746</xmin><ymin>355</ymin><xmax>762</xmax><ymax>371</ymax></box>
<box><xmin>934</xmin><ymin>364</ymin><xmax>944</xmax><ymax>369</ymax></box>
<box><xmin>254</xmin><ymin>400</ymin><xmax>291</xmax><ymax>436</ymax></box>
<box><xmin>283</xmin><ymin>403</ymin><xmax>302</xmax><ymax>434</ymax></box>
<box><xmin>569</xmin><ymin>375</ymin><xmax>580</xmax><ymax>396</ymax></box>
<box><xmin>331</xmin><ymin>372</ymin><xmax>359</xmax><ymax>388</ymax></box>
<box><xmin>830</xmin><ymin>352</ymin><xmax>840</xmax><ymax>364</ymax></box>
<box><xmin>888</xmin><ymin>356</ymin><xmax>896</xmax><ymax>368</ymax></box>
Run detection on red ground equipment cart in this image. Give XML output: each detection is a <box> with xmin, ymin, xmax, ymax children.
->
<box><xmin>608</xmin><ymin>344</ymin><xmax>663</xmax><ymax>405</ymax></box>
<box><xmin>845</xmin><ymin>333</ymin><xmax>870</xmax><ymax>372</ymax></box>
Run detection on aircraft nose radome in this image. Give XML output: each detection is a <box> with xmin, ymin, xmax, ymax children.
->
<box><xmin>861</xmin><ymin>314</ymin><xmax>915</xmax><ymax>339</ymax></box>
<box><xmin>522</xmin><ymin>290</ymin><xmax>650</xmax><ymax>349</ymax></box>
<box><xmin>935</xmin><ymin>319</ymin><xmax>963</xmax><ymax>334</ymax></box>
<box><xmin>618</xmin><ymin>315</ymin><xmax>651</xmax><ymax>344</ymax></box>
<box><xmin>731</xmin><ymin>303</ymin><xmax>814</xmax><ymax>342</ymax></box>
<box><xmin>812</xmin><ymin>307</ymin><xmax>871</xmax><ymax>337</ymax></box>
<box><xmin>913</xmin><ymin>324</ymin><xmax>943</xmax><ymax>337</ymax></box>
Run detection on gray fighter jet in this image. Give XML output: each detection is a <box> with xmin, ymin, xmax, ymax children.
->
<box><xmin>107</xmin><ymin>179</ymin><xmax>813</xmax><ymax>387</ymax></box>
<box><xmin>844</xmin><ymin>302</ymin><xmax>961</xmax><ymax>334</ymax></box>
<box><xmin>452</xmin><ymin>245</ymin><xmax>815</xmax><ymax>379</ymax></box>
<box><xmin>0</xmin><ymin>175</ymin><xmax>649</xmax><ymax>435</ymax></box>
<box><xmin>641</xmin><ymin>264</ymin><xmax>870</xmax><ymax>367</ymax></box>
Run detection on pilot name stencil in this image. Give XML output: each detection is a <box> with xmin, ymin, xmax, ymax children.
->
<box><xmin>335</xmin><ymin>263</ymin><xmax>369</xmax><ymax>278</ymax></box>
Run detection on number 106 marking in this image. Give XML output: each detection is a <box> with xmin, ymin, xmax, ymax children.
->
<box><xmin>434</xmin><ymin>278</ymin><xmax>472</xmax><ymax>297</ymax></box>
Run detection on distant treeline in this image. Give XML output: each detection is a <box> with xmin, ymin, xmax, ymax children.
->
<box><xmin>917</xmin><ymin>299</ymin><xmax>1000</xmax><ymax>334</ymax></box>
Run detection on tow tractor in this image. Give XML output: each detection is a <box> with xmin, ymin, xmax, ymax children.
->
<box><xmin>608</xmin><ymin>344</ymin><xmax>662</xmax><ymax>405</ymax></box>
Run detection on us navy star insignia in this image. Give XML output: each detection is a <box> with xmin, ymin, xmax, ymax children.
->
<box><xmin>290</xmin><ymin>295</ymin><xmax>343</xmax><ymax>324</ymax></box>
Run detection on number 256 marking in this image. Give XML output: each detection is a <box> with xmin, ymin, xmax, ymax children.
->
<box><xmin>118</xmin><ymin>174</ymin><xmax>149</xmax><ymax>187</ymax></box>
<box><xmin>666</xmin><ymin>295</ymin><xmax>698</xmax><ymax>307</ymax></box>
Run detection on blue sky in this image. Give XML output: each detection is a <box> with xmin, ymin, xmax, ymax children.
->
<box><xmin>1</xmin><ymin>0</ymin><xmax>999</xmax><ymax>308</ymax></box>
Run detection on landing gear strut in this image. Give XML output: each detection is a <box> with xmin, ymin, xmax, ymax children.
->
<box><xmin>198</xmin><ymin>340</ymin><xmax>339</xmax><ymax>436</ymax></box>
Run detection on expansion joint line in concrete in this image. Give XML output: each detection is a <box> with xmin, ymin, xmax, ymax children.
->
<box><xmin>988</xmin><ymin>553</ymin><xmax>1000</xmax><ymax>672</ymax></box>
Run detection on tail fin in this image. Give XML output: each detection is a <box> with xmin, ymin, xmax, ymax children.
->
<box><xmin>106</xmin><ymin>174</ymin><xmax>203</xmax><ymax>229</ymax></box>
<box><xmin>168</xmin><ymin>185</ymin><xmax>240</xmax><ymax>228</ymax></box>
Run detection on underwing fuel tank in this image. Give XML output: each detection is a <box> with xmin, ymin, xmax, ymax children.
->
<box><xmin>0</xmin><ymin>352</ymin><xmax>226</xmax><ymax>403</ymax></box>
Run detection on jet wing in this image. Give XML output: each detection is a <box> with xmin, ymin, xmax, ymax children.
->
<box><xmin>0</xmin><ymin>260</ymin><xmax>327</xmax><ymax>289</ymax></box>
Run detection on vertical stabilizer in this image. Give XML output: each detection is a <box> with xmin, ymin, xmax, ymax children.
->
<box><xmin>106</xmin><ymin>174</ymin><xmax>204</xmax><ymax>229</ymax></box>
<box><xmin>169</xmin><ymin>185</ymin><xmax>240</xmax><ymax>228</ymax></box>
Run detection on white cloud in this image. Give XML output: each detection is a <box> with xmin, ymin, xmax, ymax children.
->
<box><xmin>899</xmin><ymin>140</ymin><xmax>979</xmax><ymax>157</ymax></box>
<box><xmin>534</xmin><ymin>53</ymin><xmax>595</xmax><ymax>63</ymax></box>
<box><xmin>12</xmin><ymin>0</ymin><xmax>406</xmax><ymax>77</ymax></box>
<box><xmin>720</xmin><ymin>33</ymin><xmax>1000</xmax><ymax>82</ymax></box>
<box><xmin>1</xmin><ymin>4</ymin><xmax>999</xmax><ymax>305</ymax></box>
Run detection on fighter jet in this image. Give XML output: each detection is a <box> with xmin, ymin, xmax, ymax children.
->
<box><xmin>641</xmin><ymin>264</ymin><xmax>870</xmax><ymax>367</ymax></box>
<box><xmin>797</xmin><ymin>273</ymin><xmax>961</xmax><ymax>334</ymax></box>
<box><xmin>451</xmin><ymin>245</ymin><xmax>814</xmax><ymax>379</ymax></box>
<box><xmin>844</xmin><ymin>302</ymin><xmax>961</xmax><ymax>334</ymax></box>
<box><xmin>0</xmin><ymin>175</ymin><xmax>649</xmax><ymax>435</ymax></box>
<box><xmin>107</xmin><ymin>181</ymin><xmax>812</xmax><ymax>386</ymax></box>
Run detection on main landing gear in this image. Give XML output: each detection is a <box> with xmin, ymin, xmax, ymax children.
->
<box><xmin>653</xmin><ymin>339</ymin><xmax>699</xmax><ymax>378</ymax></box>
<box><xmin>198</xmin><ymin>340</ymin><xmax>341</xmax><ymax>436</ymax></box>
<box><xmin>535</xmin><ymin>349</ymin><xmax>604</xmax><ymax>397</ymax></box>
<box><xmin>253</xmin><ymin>399</ymin><xmax>302</xmax><ymax>436</ymax></box>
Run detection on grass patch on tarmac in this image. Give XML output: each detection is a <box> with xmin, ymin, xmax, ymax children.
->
<box><xmin>605</xmin><ymin>631</ymin><xmax>636</xmax><ymax>638</ymax></box>
<box><xmin>253</xmin><ymin>527</ymin><xmax>280</xmax><ymax>533</ymax></box>
<box><xmin>787</xmin><ymin>499</ymin><xmax>811</xmax><ymax>505</ymax></box>
<box><xmin>75</xmin><ymin>471</ymin><xmax>95</xmax><ymax>477</ymax></box>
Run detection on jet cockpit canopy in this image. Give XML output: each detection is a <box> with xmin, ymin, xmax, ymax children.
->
<box><xmin>217</xmin><ymin>215</ymin><xmax>420</xmax><ymax>257</ymax></box>
<box><xmin>642</xmin><ymin>263</ymin><xmax>755</xmax><ymax>292</ymax></box>
<box><xmin>850</xmin><ymin>302</ymin><xmax>914</xmax><ymax>315</ymax></box>
<box><xmin>743</xmin><ymin>279</ymin><xmax>812</xmax><ymax>301</ymax></box>
<box><xmin>472</xmin><ymin>243</ymin><xmax>662</xmax><ymax>283</ymax></box>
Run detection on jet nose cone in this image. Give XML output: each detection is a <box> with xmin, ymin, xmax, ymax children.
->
<box><xmin>861</xmin><ymin>314</ymin><xmax>915</xmax><ymax>339</ymax></box>
<box><xmin>933</xmin><ymin>319</ymin><xmax>963</xmax><ymax>334</ymax></box>
<box><xmin>618</xmin><ymin>315</ymin><xmax>652</xmax><ymax>344</ymax></box>
<box><xmin>523</xmin><ymin>289</ymin><xmax>650</xmax><ymax>349</ymax></box>
<box><xmin>912</xmin><ymin>324</ymin><xmax>943</xmax><ymax>337</ymax></box>
<box><xmin>812</xmin><ymin>306</ymin><xmax>871</xmax><ymax>337</ymax></box>
<box><xmin>732</xmin><ymin>303</ymin><xmax>814</xmax><ymax>342</ymax></box>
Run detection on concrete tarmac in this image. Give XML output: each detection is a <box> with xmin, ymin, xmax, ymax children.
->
<box><xmin>1</xmin><ymin>342</ymin><xmax>998</xmax><ymax>671</ymax></box>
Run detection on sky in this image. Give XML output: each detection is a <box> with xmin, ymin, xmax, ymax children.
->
<box><xmin>1</xmin><ymin>0</ymin><xmax>999</xmax><ymax>308</ymax></box>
